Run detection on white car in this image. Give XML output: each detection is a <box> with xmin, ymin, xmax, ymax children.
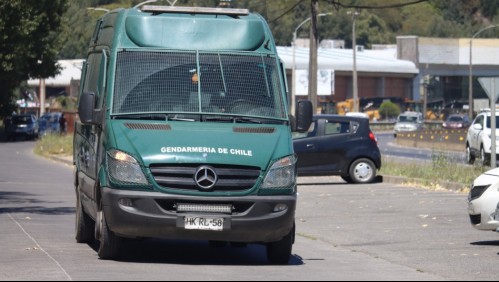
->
<box><xmin>468</xmin><ymin>167</ymin><xmax>499</xmax><ymax>231</ymax></box>
<box><xmin>466</xmin><ymin>109</ymin><xmax>499</xmax><ymax>166</ymax></box>
<box><xmin>393</xmin><ymin>111</ymin><xmax>423</xmax><ymax>137</ymax></box>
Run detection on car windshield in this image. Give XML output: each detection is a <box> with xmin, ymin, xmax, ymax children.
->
<box><xmin>11</xmin><ymin>116</ymin><xmax>32</xmax><ymax>124</ymax></box>
<box><xmin>486</xmin><ymin>116</ymin><xmax>499</xmax><ymax>128</ymax></box>
<box><xmin>448</xmin><ymin>116</ymin><xmax>463</xmax><ymax>122</ymax></box>
<box><xmin>398</xmin><ymin>115</ymin><xmax>418</xmax><ymax>123</ymax></box>
<box><xmin>112</xmin><ymin>51</ymin><xmax>287</xmax><ymax>120</ymax></box>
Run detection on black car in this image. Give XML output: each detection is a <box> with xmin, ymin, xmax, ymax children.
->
<box><xmin>293</xmin><ymin>115</ymin><xmax>382</xmax><ymax>183</ymax></box>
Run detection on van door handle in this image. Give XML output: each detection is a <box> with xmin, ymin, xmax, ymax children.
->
<box><xmin>306</xmin><ymin>144</ymin><xmax>315</xmax><ymax>149</ymax></box>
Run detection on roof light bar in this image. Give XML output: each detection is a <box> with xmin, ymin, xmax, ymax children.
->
<box><xmin>141</xmin><ymin>5</ymin><xmax>249</xmax><ymax>16</ymax></box>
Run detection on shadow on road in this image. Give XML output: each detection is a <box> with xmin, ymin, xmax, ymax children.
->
<box><xmin>88</xmin><ymin>239</ymin><xmax>304</xmax><ymax>266</ymax></box>
<box><xmin>470</xmin><ymin>240</ymin><xmax>499</xmax><ymax>246</ymax></box>
<box><xmin>0</xmin><ymin>191</ymin><xmax>75</xmax><ymax>215</ymax></box>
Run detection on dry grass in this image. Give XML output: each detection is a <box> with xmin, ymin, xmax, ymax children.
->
<box><xmin>34</xmin><ymin>133</ymin><xmax>73</xmax><ymax>157</ymax></box>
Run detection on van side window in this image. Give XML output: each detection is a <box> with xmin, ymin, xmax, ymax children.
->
<box><xmin>82</xmin><ymin>52</ymin><xmax>103</xmax><ymax>109</ymax></box>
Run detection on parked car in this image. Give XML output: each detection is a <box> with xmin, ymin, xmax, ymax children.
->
<box><xmin>5</xmin><ymin>114</ymin><xmax>39</xmax><ymax>141</ymax></box>
<box><xmin>443</xmin><ymin>114</ymin><xmax>471</xmax><ymax>129</ymax></box>
<box><xmin>38</xmin><ymin>112</ymin><xmax>61</xmax><ymax>135</ymax></box>
<box><xmin>293</xmin><ymin>115</ymin><xmax>382</xmax><ymax>184</ymax></box>
<box><xmin>393</xmin><ymin>111</ymin><xmax>423</xmax><ymax>137</ymax></box>
<box><xmin>468</xmin><ymin>167</ymin><xmax>499</xmax><ymax>231</ymax></box>
<box><xmin>466</xmin><ymin>109</ymin><xmax>499</xmax><ymax>166</ymax></box>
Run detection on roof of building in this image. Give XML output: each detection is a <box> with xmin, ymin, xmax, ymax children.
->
<box><xmin>276</xmin><ymin>46</ymin><xmax>419</xmax><ymax>75</ymax></box>
<box><xmin>27</xmin><ymin>59</ymin><xmax>84</xmax><ymax>87</ymax></box>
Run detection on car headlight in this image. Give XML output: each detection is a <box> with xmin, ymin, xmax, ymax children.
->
<box><xmin>107</xmin><ymin>149</ymin><xmax>148</xmax><ymax>185</ymax></box>
<box><xmin>262</xmin><ymin>155</ymin><xmax>297</xmax><ymax>189</ymax></box>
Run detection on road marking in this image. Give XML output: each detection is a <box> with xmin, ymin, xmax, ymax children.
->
<box><xmin>7</xmin><ymin>213</ymin><xmax>73</xmax><ymax>281</ymax></box>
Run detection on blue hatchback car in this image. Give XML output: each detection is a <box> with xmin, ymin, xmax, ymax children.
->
<box><xmin>293</xmin><ymin>115</ymin><xmax>382</xmax><ymax>184</ymax></box>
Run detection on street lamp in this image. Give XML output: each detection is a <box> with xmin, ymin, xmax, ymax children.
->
<box><xmin>348</xmin><ymin>10</ymin><xmax>360</xmax><ymax>112</ymax></box>
<box><xmin>468</xmin><ymin>24</ymin><xmax>499</xmax><ymax>119</ymax></box>
<box><xmin>291</xmin><ymin>13</ymin><xmax>332</xmax><ymax>115</ymax></box>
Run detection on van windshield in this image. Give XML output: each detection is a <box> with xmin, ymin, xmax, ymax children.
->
<box><xmin>112</xmin><ymin>51</ymin><xmax>287</xmax><ymax>120</ymax></box>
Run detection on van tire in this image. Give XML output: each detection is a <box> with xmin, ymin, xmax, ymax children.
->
<box><xmin>266</xmin><ymin>226</ymin><xmax>294</xmax><ymax>265</ymax></box>
<box><xmin>75</xmin><ymin>188</ymin><xmax>95</xmax><ymax>243</ymax></box>
<box><xmin>96</xmin><ymin>207</ymin><xmax>121</xmax><ymax>260</ymax></box>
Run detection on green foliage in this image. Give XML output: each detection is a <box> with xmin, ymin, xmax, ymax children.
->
<box><xmin>0</xmin><ymin>0</ymin><xmax>68</xmax><ymax>118</ymax></box>
<box><xmin>379</xmin><ymin>101</ymin><xmax>401</xmax><ymax>120</ymax></box>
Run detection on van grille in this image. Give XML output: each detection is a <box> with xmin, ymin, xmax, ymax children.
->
<box><xmin>150</xmin><ymin>164</ymin><xmax>261</xmax><ymax>192</ymax></box>
<box><xmin>125</xmin><ymin>123</ymin><xmax>171</xmax><ymax>131</ymax></box>
<box><xmin>233</xmin><ymin>127</ymin><xmax>275</xmax><ymax>134</ymax></box>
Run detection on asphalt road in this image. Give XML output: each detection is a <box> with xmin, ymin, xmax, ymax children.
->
<box><xmin>377</xmin><ymin>132</ymin><xmax>465</xmax><ymax>163</ymax></box>
<box><xmin>1</xmin><ymin>141</ymin><xmax>499</xmax><ymax>280</ymax></box>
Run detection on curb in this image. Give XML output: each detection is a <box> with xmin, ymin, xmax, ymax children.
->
<box><xmin>47</xmin><ymin>155</ymin><xmax>74</xmax><ymax>166</ymax></box>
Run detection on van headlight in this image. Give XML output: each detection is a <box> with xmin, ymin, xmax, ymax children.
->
<box><xmin>107</xmin><ymin>149</ymin><xmax>148</xmax><ymax>185</ymax></box>
<box><xmin>262</xmin><ymin>155</ymin><xmax>297</xmax><ymax>189</ymax></box>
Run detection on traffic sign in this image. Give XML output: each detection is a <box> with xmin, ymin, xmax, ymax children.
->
<box><xmin>478</xmin><ymin>77</ymin><xmax>499</xmax><ymax>102</ymax></box>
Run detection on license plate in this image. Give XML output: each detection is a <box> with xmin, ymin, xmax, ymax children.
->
<box><xmin>184</xmin><ymin>217</ymin><xmax>224</xmax><ymax>231</ymax></box>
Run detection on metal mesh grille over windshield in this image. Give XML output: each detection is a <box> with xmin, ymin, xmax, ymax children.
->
<box><xmin>113</xmin><ymin>51</ymin><xmax>286</xmax><ymax>119</ymax></box>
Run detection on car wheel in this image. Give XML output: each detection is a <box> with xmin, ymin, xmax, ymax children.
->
<box><xmin>349</xmin><ymin>158</ymin><xmax>376</xmax><ymax>184</ymax></box>
<box><xmin>75</xmin><ymin>186</ymin><xmax>95</xmax><ymax>243</ymax></box>
<box><xmin>341</xmin><ymin>175</ymin><xmax>354</xmax><ymax>184</ymax></box>
<box><xmin>480</xmin><ymin>146</ymin><xmax>489</xmax><ymax>166</ymax></box>
<box><xmin>96</xmin><ymin>202</ymin><xmax>121</xmax><ymax>260</ymax></box>
<box><xmin>266</xmin><ymin>226</ymin><xmax>294</xmax><ymax>265</ymax></box>
<box><xmin>466</xmin><ymin>145</ymin><xmax>475</xmax><ymax>165</ymax></box>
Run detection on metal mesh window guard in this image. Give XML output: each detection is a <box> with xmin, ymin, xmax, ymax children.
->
<box><xmin>113</xmin><ymin>51</ymin><xmax>286</xmax><ymax>119</ymax></box>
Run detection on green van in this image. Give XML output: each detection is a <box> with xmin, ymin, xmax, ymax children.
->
<box><xmin>74</xmin><ymin>4</ymin><xmax>312</xmax><ymax>264</ymax></box>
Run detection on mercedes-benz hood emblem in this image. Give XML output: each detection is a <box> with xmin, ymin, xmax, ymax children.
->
<box><xmin>194</xmin><ymin>166</ymin><xmax>218</xmax><ymax>190</ymax></box>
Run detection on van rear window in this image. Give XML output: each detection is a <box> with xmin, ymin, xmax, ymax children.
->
<box><xmin>112</xmin><ymin>51</ymin><xmax>286</xmax><ymax>119</ymax></box>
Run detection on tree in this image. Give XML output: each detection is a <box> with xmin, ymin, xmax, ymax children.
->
<box><xmin>379</xmin><ymin>101</ymin><xmax>401</xmax><ymax>120</ymax></box>
<box><xmin>0</xmin><ymin>0</ymin><xmax>68</xmax><ymax>118</ymax></box>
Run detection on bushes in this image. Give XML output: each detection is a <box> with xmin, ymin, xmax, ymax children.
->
<box><xmin>379</xmin><ymin>101</ymin><xmax>401</xmax><ymax>120</ymax></box>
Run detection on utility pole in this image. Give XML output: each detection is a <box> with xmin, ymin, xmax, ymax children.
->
<box><xmin>348</xmin><ymin>10</ymin><xmax>360</xmax><ymax>112</ymax></box>
<box><xmin>308</xmin><ymin>0</ymin><xmax>319</xmax><ymax>114</ymax></box>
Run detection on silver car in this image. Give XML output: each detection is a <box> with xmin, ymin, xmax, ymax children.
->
<box><xmin>394</xmin><ymin>111</ymin><xmax>423</xmax><ymax>137</ymax></box>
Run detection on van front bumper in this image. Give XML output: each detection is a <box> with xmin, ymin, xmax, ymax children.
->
<box><xmin>101</xmin><ymin>187</ymin><xmax>296</xmax><ymax>243</ymax></box>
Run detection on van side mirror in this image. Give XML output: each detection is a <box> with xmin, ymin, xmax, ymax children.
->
<box><xmin>473</xmin><ymin>123</ymin><xmax>483</xmax><ymax>131</ymax></box>
<box><xmin>78</xmin><ymin>91</ymin><xmax>97</xmax><ymax>125</ymax></box>
<box><xmin>294</xmin><ymin>100</ymin><xmax>313</xmax><ymax>133</ymax></box>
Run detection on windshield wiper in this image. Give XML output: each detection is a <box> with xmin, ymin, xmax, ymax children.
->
<box><xmin>112</xmin><ymin>113</ymin><xmax>199</xmax><ymax>122</ymax></box>
<box><xmin>113</xmin><ymin>114</ymin><xmax>168</xmax><ymax>121</ymax></box>
<box><xmin>202</xmin><ymin>115</ymin><xmax>262</xmax><ymax>124</ymax></box>
<box><xmin>201</xmin><ymin>115</ymin><xmax>287</xmax><ymax>125</ymax></box>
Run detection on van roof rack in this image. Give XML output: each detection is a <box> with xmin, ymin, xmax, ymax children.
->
<box><xmin>141</xmin><ymin>5</ymin><xmax>250</xmax><ymax>16</ymax></box>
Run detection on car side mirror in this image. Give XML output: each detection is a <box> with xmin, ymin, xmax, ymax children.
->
<box><xmin>294</xmin><ymin>100</ymin><xmax>313</xmax><ymax>133</ymax></box>
<box><xmin>473</xmin><ymin>123</ymin><xmax>483</xmax><ymax>131</ymax></box>
<box><xmin>78</xmin><ymin>91</ymin><xmax>100</xmax><ymax>125</ymax></box>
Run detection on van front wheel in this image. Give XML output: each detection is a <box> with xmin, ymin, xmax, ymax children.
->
<box><xmin>75</xmin><ymin>187</ymin><xmax>94</xmax><ymax>243</ymax></box>
<box><xmin>96</xmin><ymin>206</ymin><xmax>121</xmax><ymax>260</ymax></box>
<box><xmin>266</xmin><ymin>226</ymin><xmax>294</xmax><ymax>265</ymax></box>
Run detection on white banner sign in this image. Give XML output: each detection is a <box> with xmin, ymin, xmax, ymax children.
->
<box><xmin>295</xmin><ymin>69</ymin><xmax>334</xmax><ymax>96</ymax></box>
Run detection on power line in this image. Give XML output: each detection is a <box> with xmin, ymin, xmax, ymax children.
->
<box><xmin>327</xmin><ymin>0</ymin><xmax>429</xmax><ymax>10</ymax></box>
<box><xmin>268</xmin><ymin>0</ymin><xmax>428</xmax><ymax>24</ymax></box>
<box><xmin>269</xmin><ymin>0</ymin><xmax>305</xmax><ymax>24</ymax></box>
